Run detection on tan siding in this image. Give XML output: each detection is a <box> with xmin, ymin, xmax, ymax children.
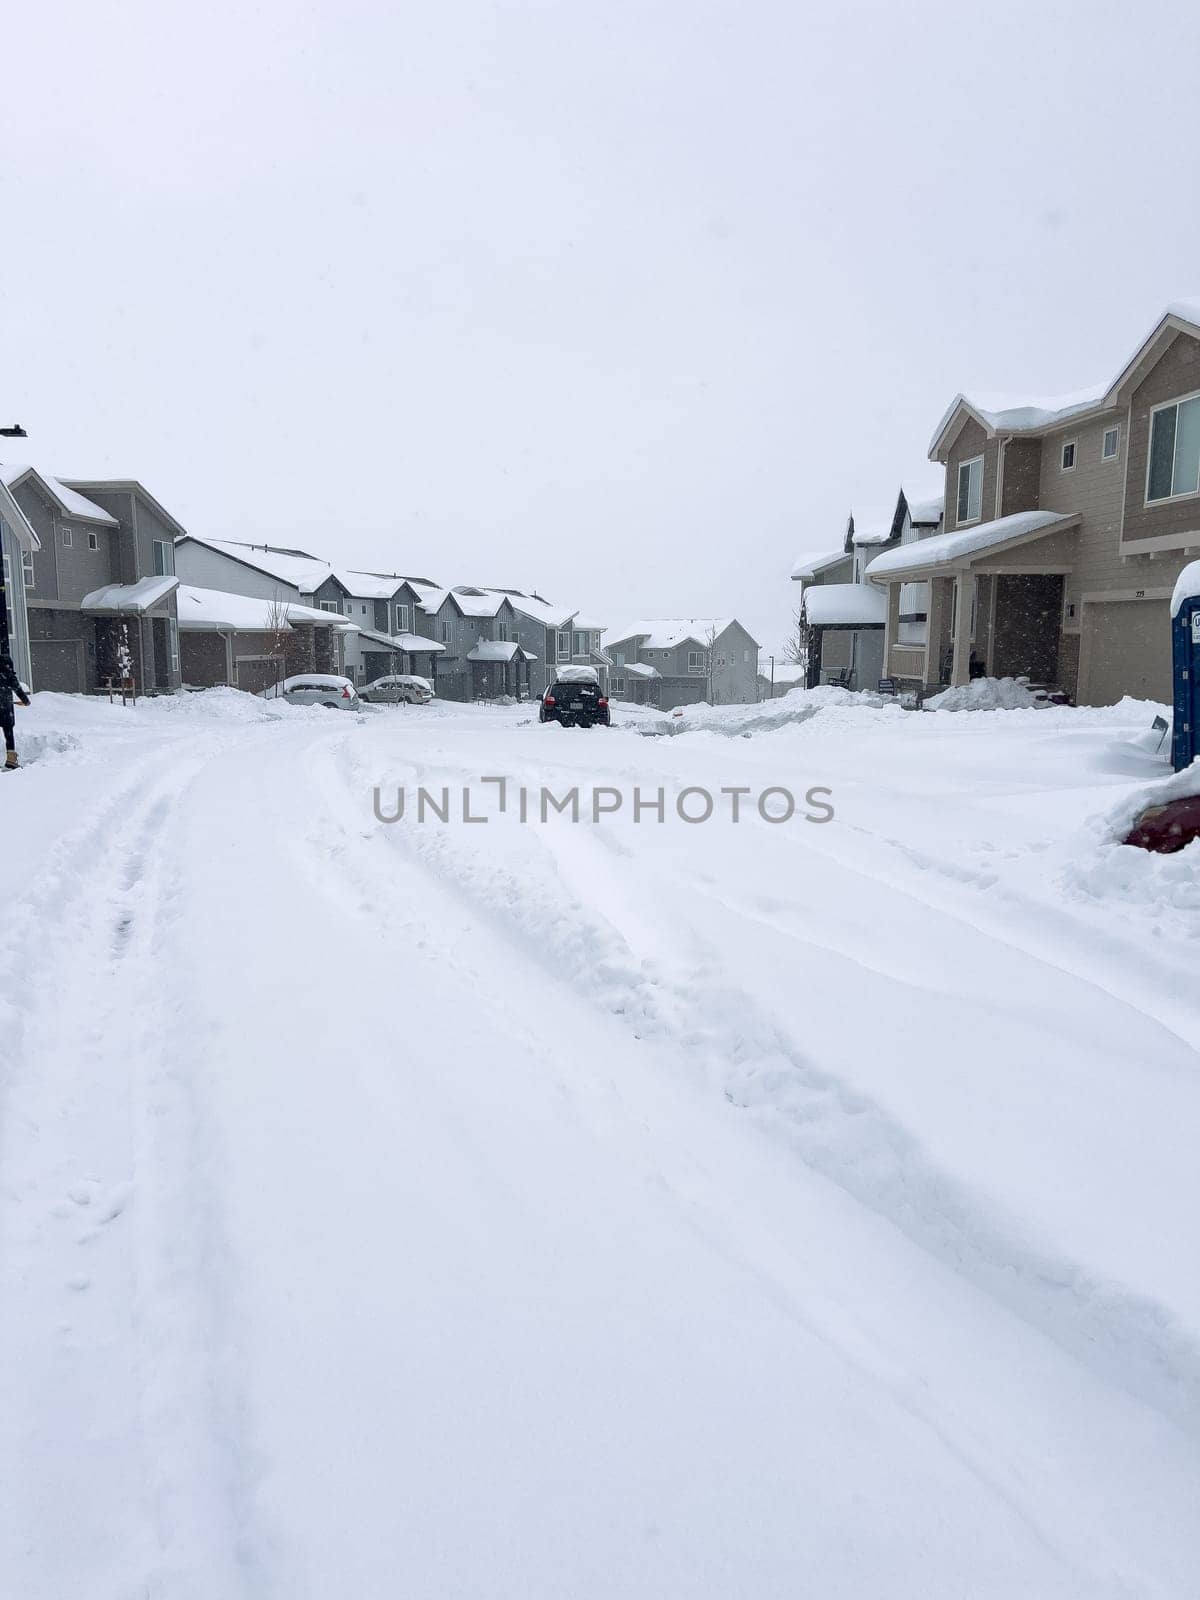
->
<box><xmin>945</xmin><ymin>419</ymin><xmax>997</xmax><ymax>533</ymax></box>
<box><xmin>1123</xmin><ymin>331</ymin><xmax>1200</xmax><ymax>549</ymax></box>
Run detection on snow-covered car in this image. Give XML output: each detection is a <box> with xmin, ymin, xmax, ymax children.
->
<box><xmin>261</xmin><ymin>674</ymin><xmax>360</xmax><ymax>710</ymax></box>
<box><xmin>539</xmin><ymin>667</ymin><xmax>610</xmax><ymax>728</ymax></box>
<box><xmin>358</xmin><ymin>674</ymin><xmax>434</xmax><ymax>705</ymax></box>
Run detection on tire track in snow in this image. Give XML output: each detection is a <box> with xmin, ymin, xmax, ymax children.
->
<box><xmin>0</xmin><ymin>732</ymin><xmax>259</xmax><ymax>1599</ymax></box>
<box><xmin>330</xmin><ymin>733</ymin><xmax>1200</xmax><ymax>1439</ymax></box>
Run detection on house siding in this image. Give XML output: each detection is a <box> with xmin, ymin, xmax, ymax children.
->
<box><xmin>945</xmin><ymin>419</ymin><xmax>998</xmax><ymax>532</ymax></box>
<box><xmin>1121</xmin><ymin>330</ymin><xmax>1200</xmax><ymax>551</ymax></box>
<box><xmin>1001</xmin><ymin>439</ymin><xmax>1042</xmax><ymax>516</ymax></box>
<box><xmin>1</xmin><ymin>517</ymin><xmax>33</xmax><ymax>685</ymax></box>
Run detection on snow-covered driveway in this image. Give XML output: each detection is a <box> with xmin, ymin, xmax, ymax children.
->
<box><xmin>1</xmin><ymin>691</ymin><xmax>1198</xmax><ymax>1598</ymax></box>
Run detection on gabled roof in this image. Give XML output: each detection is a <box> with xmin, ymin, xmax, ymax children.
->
<box><xmin>866</xmin><ymin>509</ymin><xmax>1080</xmax><ymax>581</ymax></box>
<box><xmin>61</xmin><ymin>477</ymin><xmax>189</xmax><ymax>537</ymax></box>
<box><xmin>176</xmin><ymin>535</ymin><xmax>335</xmax><ymax>593</ymax></box>
<box><xmin>607</xmin><ymin>618</ymin><xmax>739</xmax><ymax>651</ymax></box>
<box><xmin>340</xmin><ymin>569</ymin><xmax>439</xmax><ymax>599</ymax></box>
<box><xmin>1</xmin><ymin>465</ymin><xmax>119</xmax><ymax>526</ymax></box>
<box><xmin>928</xmin><ymin>297</ymin><xmax>1200</xmax><ymax>460</ymax></box>
<box><xmin>0</xmin><ymin>479</ymin><xmax>40</xmax><ymax>552</ymax></box>
<box><xmin>905</xmin><ymin>493</ymin><xmax>944</xmax><ymax>526</ymax></box>
<box><xmin>467</xmin><ymin>638</ymin><xmax>523</xmax><ymax>662</ymax></box>
<box><xmin>848</xmin><ymin>498</ymin><xmax>904</xmax><ymax>546</ymax></box>
<box><xmin>790</xmin><ymin>548</ymin><xmax>849</xmax><ymax>582</ymax></box>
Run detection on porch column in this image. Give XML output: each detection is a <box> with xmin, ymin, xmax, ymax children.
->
<box><xmin>883</xmin><ymin>582</ymin><xmax>900</xmax><ymax>677</ymax></box>
<box><xmin>950</xmin><ymin>570</ymin><xmax>974</xmax><ymax>687</ymax></box>
<box><xmin>924</xmin><ymin>577</ymin><xmax>951</xmax><ymax>688</ymax></box>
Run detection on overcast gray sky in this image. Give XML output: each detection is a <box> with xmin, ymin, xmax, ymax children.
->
<box><xmin>4</xmin><ymin>0</ymin><xmax>1199</xmax><ymax>654</ymax></box>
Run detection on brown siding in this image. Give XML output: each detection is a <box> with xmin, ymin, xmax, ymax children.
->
<box><xmin>1122</xmin><ymin>330</ymin><xmax>1200</xmax><ymax>549</ymax></box>
<box><xmin>180</xmin><ymin>632</ymin><xmax>229</xmax><ymax>687</ymax></box>
<box><xmin>945</xmin><ymin>419</ymin><xmax>998</xmax><ymax>532</ymax></box>
<box><xmin>1001</xmin><ymin>439</ymin><xmax>1041</xmax><ymax>516</ymax></box>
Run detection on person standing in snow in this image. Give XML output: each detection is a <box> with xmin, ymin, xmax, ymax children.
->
<box><xmin>0</xmin><ymin>653</ymin><xmax>31</xmax><ymax>770</ymax></box>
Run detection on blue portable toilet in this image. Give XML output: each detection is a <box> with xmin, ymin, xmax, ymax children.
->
<box><xmin>1172</xmin><ymin>560</ymin><xmax>1200</xmax><ymax>773</ymax></box>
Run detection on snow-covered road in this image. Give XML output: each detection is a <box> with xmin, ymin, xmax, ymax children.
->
<box><xmin>2</xmin><ymin>691</ymin><xmax>1198</xmax><ymax>1598</ymax></box>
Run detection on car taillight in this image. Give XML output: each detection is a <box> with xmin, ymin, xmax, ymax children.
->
<box><xmin>545</xmin><ymin>695</ymin><xmax>555</xmax><ymax>706</ymax></box>
<box><xmin>342</xmin><ymin>686</ymin><xmax>352</xmax><ymax>698</ymax></box>
<box><xmin>597</xmin><ymin>697</ymin><xmax>608</xmax><ymax>707</ymax></box>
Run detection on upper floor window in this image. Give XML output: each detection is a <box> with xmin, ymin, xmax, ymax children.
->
<box><xmin>319</xmin><ymin>600</ymin><xmax>340</xmax><ymax>613</ymax></box>
<box><xmin>687</xmin><ymin>650</ymin><xmax>704</xmax><ymax>674</ymax></box>
<box><xmin>61</xmin><ymin>526</ymin><xmax>73</xmax><ymax>547</ymax></box>
<box><xmin>440</xmin><ymin>618</ymin><xmax>455</xmax><ymax>644</ymax></box>
<box><xmin>557</xmin><ymin>630</ymin><xmax>571</xmax><ymax>660</ymax></box>
<box><xmin>1060</xmin><ymin>440</ymin><xmax>1076</xmax><ymax>471</ymax></box>
<box><xmin>395</xmin><ymin>602</ymin><xmax>410</xmax><ymax>632</ymax></box>
<box><xmin>22</xmin><ymin>549</ymin><xmax>35</xmax><ymax>589</ymax></box>
<box><xmin>88</xmin><ymin>531</ymin><xmax>99</xmax><ymax>551</ymax></box>
<box><xmin>496</xmin><ymin>622</ymin><xmax>509</xmax><ymax>641</ymax></box>
<box><xmin>1147</xmin><ymin>393</ymin><xmax>1200</xmax><ymax>503</ymax></box>
<box><xmin>956</xmin><ymin>456</ymin><xmax>983</xmax><ymax>525</ymax></box>
<box><xmin>153</xmin><ymin>539</ymin><xmax>175</xmax><ymax>576</ymax></box>
<box><xmin>572</xmin><ymin>630</ymin><xmax>588</xmax><ymax>655</ymax></box>
<box><xmin>1102</xmin><ymin>425</ymin><xmax>1120</xmax><ymax>461</ymax></box>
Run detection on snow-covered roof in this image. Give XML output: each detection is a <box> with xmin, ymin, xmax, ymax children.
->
<box><xmin>81</xmin><ymin>575</ymin><xmax>179</xmax><ymax>614</ymax></box>
<box><xmin>333</xmin><ymin>569</ymin><xmax>405</xmax><ymax>600</ymax></box>
<box><xmin>571</xmin><ymin>614</ymin><xmax>607</xmax><ymax>633</ymax></box>
<box><xmin>866</xmin><ymin>510</ymin><xmax>1079</xmax><ymax>580</ymax></box>
<box><xmin>608</xmin><ymin>618</ymin><xmax>735</xmax><ymax>651</ymax></box>
<box><xmin>0</xmin><ymin>465</ymin><xmax>119</xmax><ymax>526</ymax></box>
<box><xmin>802</xmin><ymin>583</ymin><xmax>887</xmax><ymax>627</ymax></box>
<box><xmin>357</xmin><ymin>627</ymin><xmax>445</xmax><ymax>654</ymax></box>
<box><xmin>790</xmin><ymin>549</ymin><xmax>848</xmax><ymax>582</ymax></box>
<box><xmin>476</xmin><ymin>589</ymin><xmax>576</xmax><ymax>628</ymax></box>
<box><xmin>182</xmin><ymin>536</ymin><xmax>334</xmax><ymax>594</ymax></box>
<box><xmin>1171</xmin><ymin>560</ymin><xmax>1200</xmax><ymax>619</ymax></box>
<box><xmin>0</xmin><ymin>480</ymin><xmax>40</xmax><ymax>552</ymax></box>
<box><xmin>906</xmin><ymin>493</ymin><xmax>944</xmax><ymax>526</ymax></box>
<box><xmin>466</xmin><ymin>638</ymin><xmax>522</xmax><ymax>662</ymax></box>
<box><xmin>623</xmin><ymin>662</ymin><xmax>661</xmax><ymax>679</ymax></box>
<box><xmin>849</xmin><ymin>505</ymin><xmax>901</xmax><ymax>546</ymax></box>
<box><xmin>175</xmin><ymin>584</ymin><xmax>357</xmax><ymax>631</ymax></box>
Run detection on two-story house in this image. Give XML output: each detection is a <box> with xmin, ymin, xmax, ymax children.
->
<box><xmin>2</xmin><ymin>467</ymin><xmax>184</xmax><ymax>694</ymax></box>
<box><xmin>606</xmin><ymin>619</ymin><xmax>760</xmax><ymax>709</ymax></box>
<box><xmin>173</xmin><ymin>535</ymin><xmax>356</xmax><ymax>687</ymax></box>
<box><xmin>868</xmin><ymin>299</ymin><xmax>1200</xmax><ymax>705</ymax></box>
<box><xmin>335</xmin><ymin>570</ymin><xmax>445</xmax><ymax>686</ymax></box>
<box><xmin>458</xmin><ymin>589</ymin><xmax>611</xmax><ymax>697</ymax></box>
<box><xmin>416</xmin><ymin>587</ymin><xmax>534</xmax><ymax>700</ymax></box>
<box><xmin>792</xmin><ymin>488</ymin><xmax>943</xmax><ymax>689</ymax></box>
<box><xmin>1</xmin><ymin>477</ymin><xmax>39</xmax><ymax>687</ymax></box>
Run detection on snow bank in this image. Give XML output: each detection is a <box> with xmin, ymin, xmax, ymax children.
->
<box><xmin>927</xmin><ymin>676</ymin><xmax>1043</xmax><ymax>711</ymax></box>
<box><xmin>641</xmin><ymin>685</ymin><xmax>899</xmax><ymax>737</ymax></box>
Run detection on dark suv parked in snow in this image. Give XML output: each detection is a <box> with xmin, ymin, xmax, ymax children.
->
<box><xmin>539</xmin><ymin>677</ymin><xmax>610</xmax><ymax>728</ymax></box>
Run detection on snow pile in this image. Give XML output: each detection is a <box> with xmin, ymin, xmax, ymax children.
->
<box><xmin>1059</xmin><ymin>760</ymin><xmax>1200</xmax><ymax>924</ymax></box>
<box><xmin>641</xmin><ymin>685</ymin><xmax>898</xmax><ymax>737</ymax></box>
<box><xmin>927</xmin><ymin>676</ymin><xmax>1043</xmax><ymax>712</ymax></box>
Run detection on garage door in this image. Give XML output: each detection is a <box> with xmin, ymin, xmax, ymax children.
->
<box><xmin>236</xmin><ymin>656</ymin><xmax>280</xmax><ymax>695</ymax></box>
<box><xmin>31</xmin><ymin>639</ymin><xmax>84</xmax><ymax>694</ymax></box>
<box><xmin>1081</xmin><ymin>599</ymin><xmax>1172</xmax><ymax>706</ymax></box>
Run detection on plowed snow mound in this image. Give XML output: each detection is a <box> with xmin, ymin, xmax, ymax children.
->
<box><xmin>641</xmin><ymin>686</ymin><xmax>899</xmax><ymax>737</ymax></box>
<box><xmin>927</xmin><ymin>677</ymin><xmax>1042</xmax><ymax>711</ymax></box>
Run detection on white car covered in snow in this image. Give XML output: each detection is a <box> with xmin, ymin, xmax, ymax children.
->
<box><xmin>358</xmin><ymin>673</ymin><xmax>435</xmax><ymax>705</ymax></box>
<box><xmin>260</xmin><ymin>674</ymin><xmax>360</xmax><ymax>710</ymax></box>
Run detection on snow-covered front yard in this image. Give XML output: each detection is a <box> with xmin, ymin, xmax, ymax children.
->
<box><xmin>1</xmin><ymin>687</ymin><xmax>1197</xmax><ymax>1598</ymax></box>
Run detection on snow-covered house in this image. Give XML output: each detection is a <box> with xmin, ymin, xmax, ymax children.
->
<box><xmin>334</xmin><ymin>570</ymin><xmax>445</xmax><ymax>686</ymax></box>
<box><xmin>175</xmin><ymin>585</ymin><xmax>361</xmax><ymax>693</ymax></box>
<box><xmin>606</xmin><ymin>620</ymin><xmax>760</xmax><ymax>709</ymax></box>
<box><xmin>0</xmin><ymin>476</ymin><xmax>39</xmax><ymax>688</ymax></box>
<box><xmin>3</xmin><ymin>467</ymin><xmax>185</xmax><ymax>695</ymax></box>
<box><xmin>173</xmin><ymin>536</ymin><xmax>356</xmax><ymax>682</ymax></box>
<box><xmin>478</xmin><ymin>591</ymin><xmax>611</xmax><ymax>699</ymax></box>
<box><xmin>415</xmin><ymin>587</ymin><xmax>536</xmax><ymax>701</ymax></box>
<box><xmin>869</xmin><ymin>299</ymin><xmax>1200</xmax><ymax>704</ymax></box>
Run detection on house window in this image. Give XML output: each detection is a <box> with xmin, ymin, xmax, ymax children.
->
<box><xmin>1147</xmin><ymin>393</ymin><xmax>1200</xmax><ymax>502</ymax></box>
<box><xmin>743</xmin><ymin>650</ymin><xmax>750</xmax><ymax>663</ymax></box>
<box><xmin>320</xmin><ymin>601</ymin><xmax>340</xmax><ymax>613</ymax></box>
<box><xmin>572</xmin><ymin>630</ymin><xmax>587</xmax><ymax>655</ymax></box>
<box><xmin>88</xmin><ymin>532</ymin><xmax>99</xmax><ymax>551</ymax></box>
<box><xmin>716</xmin><ymin>653</ymin><xmax>727</xmax><ymax>668</ymax></box>
<box><xmin>557</xmin><ymin>630</ymin><xmax>570</xmax><ymax>660</ymax></box>
<box><xmin>687</xmin><ymin>650</ymin><xmax>704</xmax><ymax>674</ymax></box>
<box><xmin>22</xmin><ymin>549</ymin><xmax>34</xmax><ymax>589</ymax></box>
<box><xmin>1102</xmin><ymin>425</ymin><xmax>1120</xmax><ymax>461</ymax></box>
<box><xmin>168</xmin><ymin>617</ymin><xmax>179</xmax><ymax>674</ymax></box>
<box><xmin>956</xmin><ymin>456</ymin><xmax>983</xmax><ymax>525</ymax></box>
<box><xmin>496</xmin><ymin>622</ymin><xmax>508</xmax><ymax>641</ymax></box>
<box><xmin>1061</xmin><ymin>440</ymin><xmax>1077</xmax><ymax>471</ymax></box>
<box><xmin>153</xmin><ymin>539</ymin><xmax>175</xmax><ymax>576</ymax></box>
<box><xmin>440</xmin><ymin>618</ymin><xmax>455</xmax><ymax>644</ymax></box>
<box><xmin>61</xmin><ymin>526</ymin><xmax>73</xmax><ymax>547</ymax></box>
<box><xmin>395</xmin><ymin>603</ymin><xmax>410</xmax><ymax>632</ymax></box>
<box><xmin>512</xmin><ymin>628</ymin><xmax>520</xmax><ymax>644</ymax></box>
<box><xmin>613</xmin><ymin>677</ymin><xmax>626</xmax><ymax>694</ymax></box>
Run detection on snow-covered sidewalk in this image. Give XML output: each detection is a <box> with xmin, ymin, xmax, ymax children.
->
<box><xmin>1</xmin><ymin>689</ymin><xmax>1197</xmax><ymax>1598</ymax></box>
